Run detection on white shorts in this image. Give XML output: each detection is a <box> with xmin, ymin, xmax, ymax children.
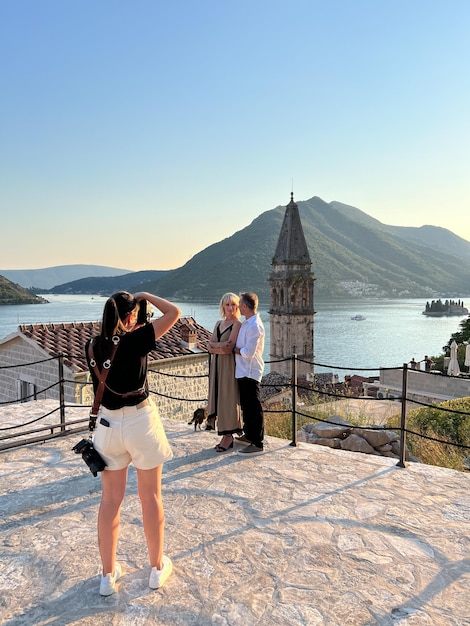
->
<box><xmin>93</xmin><ymin>399</ymin><xmax>173</xmax><ymax>471</ymax></box>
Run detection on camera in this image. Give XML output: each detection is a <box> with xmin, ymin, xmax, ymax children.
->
<box><xmin>137</xmin><ymin>299</ymin><xmax>153</xmax><ymax>325</ymax></box>
<box><xmin>72</xmin><ymin>438</ymin><xmax>107</xmax><ymax>477</ymax></box>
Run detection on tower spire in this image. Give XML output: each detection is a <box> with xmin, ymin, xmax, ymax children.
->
<box><xmin>269</xmin><ymin>193</ymin><xmax>315</xmax><ymax>379</ymax></box>
<box><xmin>272</xmin><ymin>193</ymin><xmax>311</xmax><ymax>265</ymax></box>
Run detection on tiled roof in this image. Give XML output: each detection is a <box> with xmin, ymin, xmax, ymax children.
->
<box><xmin>18</xmin><ymin>317</ymin><xmax>211</xmax><ymax>373</ymax></box>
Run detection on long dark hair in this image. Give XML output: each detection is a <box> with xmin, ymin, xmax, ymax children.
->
<box><xmin>100</xmin><ymin>291</ymin><xmax>137</xmax><ymax>339</ymax></box>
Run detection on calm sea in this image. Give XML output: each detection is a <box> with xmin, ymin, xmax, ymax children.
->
<box><xmin>1</xmin><ymin>294</ymin><xmax>468</xmax><ymax>378</ymax></box>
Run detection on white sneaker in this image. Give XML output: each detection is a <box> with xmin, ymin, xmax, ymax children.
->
<box><xmin>99</xmin><ymin>562</ymin><xmax>122</xmax><ymax>596</ymax></box>
<box><xmin>149</xmin><ymin>555</ymin><xmax>173</xmax><ymax>589</ymax></box>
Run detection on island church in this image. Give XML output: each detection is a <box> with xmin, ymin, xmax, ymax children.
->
<box><xmin>269</xmin><ymin>193</ymin><xmax>315</xmax><ymax>378</ymax></box>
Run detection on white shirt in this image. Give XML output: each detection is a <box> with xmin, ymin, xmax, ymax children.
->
<box><xmin>235</xmin><ymin>314</ymin><xmax>265</xmax><ymax>382</ymax></box>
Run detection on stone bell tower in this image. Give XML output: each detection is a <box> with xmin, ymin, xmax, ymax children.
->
<box><xmin>269</xmin><ymin>193</ymin><xmax>315</xmax><ymax>378</ymax></box>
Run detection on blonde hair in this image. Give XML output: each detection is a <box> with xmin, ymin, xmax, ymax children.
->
<box><xmin>219</xmin><ymin>292</ymin><xmax>240</xmax><ymax>319</ymax></box>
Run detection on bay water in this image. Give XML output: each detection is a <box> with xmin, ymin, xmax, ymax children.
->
<box><xmin>1</xmin><ymin>294</ymin><xmax>468</xmax><ymax>378</ymax></box>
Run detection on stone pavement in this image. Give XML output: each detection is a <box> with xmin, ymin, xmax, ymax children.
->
<box><xmin>0</xmin><ymin>410</ymin><xmax>469</xmax><ymax>626</ymax></box>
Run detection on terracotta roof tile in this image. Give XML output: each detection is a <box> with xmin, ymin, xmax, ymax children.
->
<box><xmin>18</xmin><ymin>317</ymin><xmax>211</xmax><ymax>373</ymax></box>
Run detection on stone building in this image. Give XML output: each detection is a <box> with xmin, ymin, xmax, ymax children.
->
<box><xmin>0</xmin><ymin>318</ymin><xmax>211</xmax><ymax>421</ymax></box>
<box><xmin>269</xmin><ymin>193</ymin><xmax>315</xmax><ymax>378</ymax></box>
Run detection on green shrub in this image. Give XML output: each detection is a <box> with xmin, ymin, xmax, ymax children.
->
<box><xmin>385</xmin><ymin>397</ymin><xmax>470</xmax><ymax>471</ymax></box>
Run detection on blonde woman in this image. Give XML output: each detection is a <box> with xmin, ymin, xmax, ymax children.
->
<box><xmin>207</xmin><ymin>293</ymin><xmax>242</xmax><ymax>451</ymax></box>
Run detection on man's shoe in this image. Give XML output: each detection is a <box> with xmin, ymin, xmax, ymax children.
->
<box><xmin>99</xmin><ymin>562</ymin><xmax>122</xmax><ymax>596</ymax></box>
<box><xmin>237</xmin><ymin>443</ymin><xmax>264</xmax><ymax>455</ymax></box>
<box><xmin>149</xmin><ymin>555</ymin><xmax>173</xmax><ymax>589</ymax></box>
<box><xmin>234</xmin><ymin>434</ymin><xmax>251</xmax><ymax>445</ymax></box>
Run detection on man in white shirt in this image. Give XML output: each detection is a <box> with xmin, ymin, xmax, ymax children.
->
<box><xmin>232</xmin><ymin>292</ymin><xmax>265</xmax><ymax>455</ymax></box>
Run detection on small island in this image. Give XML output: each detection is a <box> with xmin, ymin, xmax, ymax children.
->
<box><xmin>422</xmin><ymin>299</ymin><xmax>469</xmax><ymax>317</ymax></box>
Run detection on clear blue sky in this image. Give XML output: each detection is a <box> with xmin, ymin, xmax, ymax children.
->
<box><xmin>1</xmin><ymin>0</ymin><xmax>469</xmax><ymax>271</ymax></box>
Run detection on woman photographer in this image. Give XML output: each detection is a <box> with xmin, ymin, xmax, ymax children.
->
<box><xmin>86</xmin><ymin>291</ymin><xmax>181</xmax><ymax>596</ymax></box>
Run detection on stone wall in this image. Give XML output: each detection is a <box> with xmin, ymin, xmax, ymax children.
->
<box><xmin>79</xmin><ymin>353</ymin><xmax>210</xmax><ymax>423</ymax></box>
<box><xmin>147</xmin><ymin>353</ymin><xmax>210</xmax><ymax>421</ymax></box>
<box><xmin>0</xmin><ymin>336</ymin><xmax>78</xmax><ymax>404</ymax></box>
<box><xmin>379</xmin><ymin>368</ymin><xmax>470</xmax><ymax>402</ymax></box>
<box><xmin>1</xmin><ymin>339</ymin><xmax>211</xmax><ymax>422</ymax></box>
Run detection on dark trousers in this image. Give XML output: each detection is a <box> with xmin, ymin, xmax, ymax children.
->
<box><xmin>237</xmin><ymin>377</ymin><xmax>264</xmax><ymax>448</ymax></box>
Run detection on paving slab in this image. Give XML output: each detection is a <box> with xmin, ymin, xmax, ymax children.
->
<box><xmin>0</xmin><ymin>405</ymin><xmax>469</xmax><ymax>626</ymax></box>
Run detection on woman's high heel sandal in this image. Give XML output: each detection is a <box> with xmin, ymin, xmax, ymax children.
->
<box><xmin>215</xmin><ymin>437</ymin><xmax>234</xmax><ymax>453</ymax></box>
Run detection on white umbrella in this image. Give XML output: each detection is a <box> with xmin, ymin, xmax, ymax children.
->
<box><xmin>447</xmin><ymin>340</ymin><xmax>460</xmax><ymax>376</ymax></box>
<box><xmin>465</xmin><ymin>343</ymin><xmax>470</xmax><ymax>372</ymax></box>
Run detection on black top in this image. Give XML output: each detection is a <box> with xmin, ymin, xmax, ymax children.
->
<box><xmin>85</xmin><ymin>323</ymin><xmax>156</xmax><ymax>410</ymax></box>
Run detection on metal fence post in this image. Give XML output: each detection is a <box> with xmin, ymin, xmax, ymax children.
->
<box><xmin>396</xmin><ymin>362</ymin><xmax>408</xmax><ymax>468</ymax></box>
<box><xmin>290</xmin><ymin>354</ymin><xmax>298</xmax><ymax>446</ymax></box>
<box><xmin>58</xmin><ymin>354</ymin><xmax>66</xmax><ymax>432</ymax></box>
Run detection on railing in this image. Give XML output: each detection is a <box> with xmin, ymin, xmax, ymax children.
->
<box><xmin>1</xmin><ymin>354</ymin><xmax>469</xmax><ymax>469</ymax></box>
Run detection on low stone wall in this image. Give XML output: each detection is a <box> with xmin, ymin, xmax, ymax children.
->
<box><xmin>80</xmin><ymin>354</ymin><xmax>210</xmax><ymax>423</ymax></box>
<box><xmin>297</xmin><ymin>415</ymin><xmax>418</xmax><ymax>461</ymax></box>
<box><xmin>0</xmin><ymin>336</ymin><xmax>79</xmax><ymax>404</ymax></box>
<box><xmin>148</xmin><ymin>353</ymin><xmax>209</xmax><ymax>422</ymax></box>
<box><xmin>379</xmin><ymin>368</ymin><xmax>470</xmax><ymax>402</ymax></box>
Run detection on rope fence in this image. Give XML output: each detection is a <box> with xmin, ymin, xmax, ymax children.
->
<box><xmin>0</xmin><ymin>354</ymin><xmax>469</xmax><ymax>467</ymax></box>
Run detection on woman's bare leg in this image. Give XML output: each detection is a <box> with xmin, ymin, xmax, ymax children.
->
<box><xmin>136</xmin><ymin>465</ymin><xmax>165</xmax><ymax>570</ymax></box>
<box><xmin>98</xmin><ymin>467</ymin><xmax>128</xmax><ymax>574</ymax></box>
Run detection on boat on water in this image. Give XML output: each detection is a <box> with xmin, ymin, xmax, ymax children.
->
<box><xmin>351</xmin><ymin>314</ymin><xmax>366</xmax><ymax>321</ymax></box>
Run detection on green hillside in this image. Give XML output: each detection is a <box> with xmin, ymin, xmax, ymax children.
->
<box><xmin>142</xmin><ymin>196</ymin><xmax>470</xmax><ymax>301</ymax></box>
<box><xmin>0</xmin><ymin>276</ymin><xmax>48</xmax><ymax>305</ymax></box>
<box><xmin>48</xmin><ymin>270</ymin><xmax>167</xmax><ymax>295</ymax></box>
<box><xmin>36</xmin><ymin>195</ymin><xmax>470</xmax><ymax>302</ymax></box>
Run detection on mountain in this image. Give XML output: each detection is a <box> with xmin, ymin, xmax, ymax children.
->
<box><xmin>47</xmin><ymin>270</ymin><xmax>168</xmax><ymax>295</ymax></box>
<box><xmin>138</xmin><ymin>196</ymin><xmax>470</xmax><ymax>301</ymax></box>
<box><xmin>330</xmin><ymin>201</ymin><xmax>470</xmax><ymax>261</ymax></box>
<box><xmin>0</xmin><ymin>265</ymin><xmax>131</xmax><ymax>290</ymax></box>
<box><xmin>7</xmin><ymin>197</ymin><xmax>470</xmax><ymax>302</ymax></box>
<box><xmin>0</xmin><ymin>275</ymin><xmax>48</xmax><ymax>305</ymax></box>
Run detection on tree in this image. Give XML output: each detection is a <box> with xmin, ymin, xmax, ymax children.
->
<box><xmin>442</xmin><ymin>317</ymin><xmax>470</xmax><ymax>353</ymax></box>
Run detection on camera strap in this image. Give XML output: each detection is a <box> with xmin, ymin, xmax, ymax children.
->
<box><xmin>88</xmin><ymin>335</ymin><xmax>120</xmax><ymax>431</ymax></box>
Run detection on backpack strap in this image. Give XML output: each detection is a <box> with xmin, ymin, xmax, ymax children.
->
<box><xmin>88</xmin><ymin>336</ymin><xmax>120</xmax><ymax>431</ymax></box>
